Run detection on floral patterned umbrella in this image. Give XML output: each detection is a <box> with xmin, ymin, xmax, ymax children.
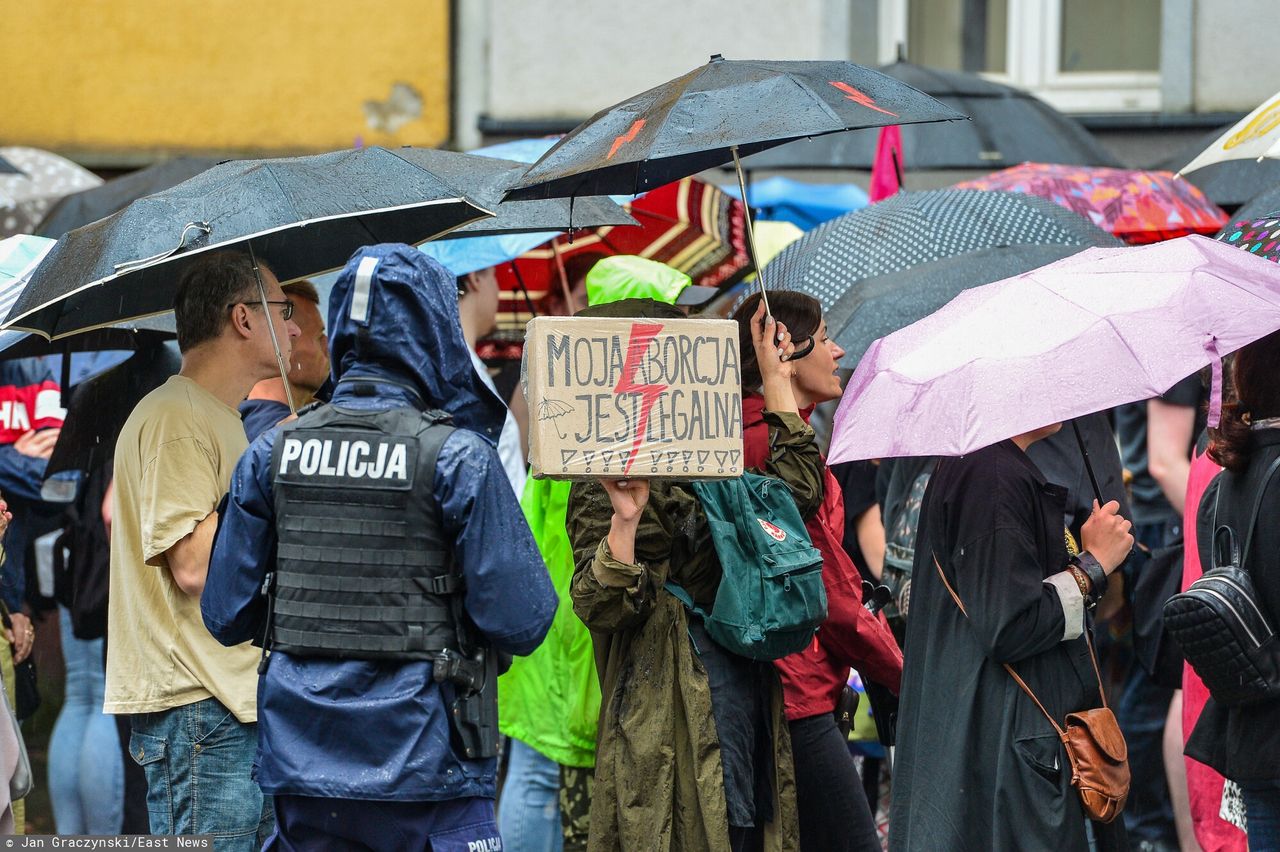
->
<box><xmin>954</xmin><ymin>163</ymin><xmax>1228</xmax><ymax>244</ymax></box>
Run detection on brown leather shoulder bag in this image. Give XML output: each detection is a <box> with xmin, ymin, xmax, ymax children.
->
<box><xmin>933</xmin><ymin>555</ymin><xmax>1130</xmax><ymax>823</ymax></box>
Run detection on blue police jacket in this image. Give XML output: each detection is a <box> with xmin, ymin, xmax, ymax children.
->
<box><xmin>203</xmin><ymin>245</ymin><xmax>557</xmax><ymax>801</ymax></box>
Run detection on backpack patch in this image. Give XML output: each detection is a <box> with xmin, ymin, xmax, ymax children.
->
<box><xmin>757</xmin><ymin>518</ymin><xmax>787</xmax><ymax>542</ymax></box>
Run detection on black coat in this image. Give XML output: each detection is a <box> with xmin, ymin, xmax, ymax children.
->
<box><xmin>889</xmin><ymin>439</ymin><xmax>1124</xmax><ymax>851</ymax></box>
<box><xmin>1185</xmin><ymin>427</ymin><xmax>1280</xmax><ymax>783</ymax></box>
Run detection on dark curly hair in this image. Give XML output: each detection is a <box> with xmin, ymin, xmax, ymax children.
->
<box><xmin>730</xmin><ymin>290</ymin><xmax>823</xmax><ymax>390</ymax></box>
<box><xmin>1208</xmin><ymin>329</ymin><xmax>1280</xmax><ymax>473</ymax></box>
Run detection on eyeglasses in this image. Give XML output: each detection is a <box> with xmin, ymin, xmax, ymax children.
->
<box><xmin>229</xmin><ymin>299</ymin><xmax>294</xmax><ymax>321</ymax></box>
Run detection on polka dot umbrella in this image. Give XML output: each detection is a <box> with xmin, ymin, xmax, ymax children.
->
<box><xmin>0</xmin><ymin>148</ymin><xmax>102</xmax><ymax>238</ymax></box>
<box><xmin>1217</xmin><ymin>214</ymin><xmax>1280</xmax><ymax>262</ymax></box>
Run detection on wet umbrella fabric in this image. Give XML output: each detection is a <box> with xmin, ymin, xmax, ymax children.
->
<box><xmin>954</xmin><ymin>163</ymin><xmax>1228</xmax><ymax>244</ymax></box>
<box><xmin>737</xmin><ymin>60</ymin><xmax>1119</xmax><ymax>171</ymax></box>
<box><xmin>392</xmin><ymin>148</ymin><xmax>635</xmax><ymax>236</ymax></box>
<box><xmin>828</xmin><ymin>235</ymin><xmax>1280</xmax><ymax>463</ymax></box>
<box><xmin>506</xmin><ymin>55</ymin><xmax>964</xmax><ymax>200</ymax></box>
<box><xmin>1227</xmin><ymin>188</ymin><xmax>1280</xmax><ymax>229</ymax></box>
<box><xmin>3</xmin><ymin>146</ymin><xmax>492</xmax><ymax>339</ymax></box>
<box><xmin>0</xmin><ymin>156</ymin><xmax>21</xmax><ymax>176</ymax></box>
<box><xmin>1158</xmin><ymin>124</ymin><xmax>1280</xmax><ymax>209</ymax></box>
<box><xmin>827</xmin><ymin>243</ymin><xmax>1102</xmax><ymax>365</ymax></box>
<box><xmin>1216</xmin><ymin>214</ymin><xmax>1280</xmax><ymax>263</ymax></box>
<box><xmin>749</xmin><ymin>189</ymin><xmax>1116</xmax><ymax>312</ymax></box>
<box><xmin>1</xmin><ymin>147</ymin><xmax>103</xmax><ymax>238</ymax></box>
<box><xmin>34</xmin><ymin>157</ymin><xmax>220</xmax><ymax>238</ymax></box>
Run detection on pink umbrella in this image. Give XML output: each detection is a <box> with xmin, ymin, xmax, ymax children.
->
<box><xmin>828</xmin><ymin>234</ymin><xmax>1280</xmax><ymax>464</ymax></box>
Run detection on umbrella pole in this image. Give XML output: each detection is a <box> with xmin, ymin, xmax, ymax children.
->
<box><xmin>1070</xmin><ymin>419</ymin><xmax>1104</xmax><ymax>505</ymax></box>
<box><xmin>731</xmin><ymin>145</ymin><xmax>771</xmax><ymax>318</ymax></box>
<box><xmin>248</xmin><ymin>244</ymin><xmax>297</xmax><ymax>416</ymax></box>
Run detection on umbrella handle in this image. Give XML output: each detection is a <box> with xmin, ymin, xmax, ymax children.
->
<box><xmin>731</xmin><ymin>145</ymin><xmax>771</xmax><ymax>319</ymax></box>
<box><xmin>248</xmin><ymin>243</ymin><xmax>297</xmax><ymax>416</ymax></box>
<box><xmin>1071</xmin><ymin>419</ymin><xmax>1104</xmax><ymax>506</ymax></box>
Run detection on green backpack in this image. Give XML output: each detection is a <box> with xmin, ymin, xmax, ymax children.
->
<box><xmin>666</xmin><ymin>472</ymin><xmax>827</xmax><ymax>661</ymax></box>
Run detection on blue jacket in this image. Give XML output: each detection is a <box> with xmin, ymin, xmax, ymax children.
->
<box><xmin>203</xmin><ymin>245</ymin><xmax>557</xmax><ymax>801</ymax></box>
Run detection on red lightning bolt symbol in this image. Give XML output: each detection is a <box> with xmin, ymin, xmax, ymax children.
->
<box><xmin>607</xmin><ymin>119</ymin><xmax>646</xmax><ymax>160</ymax></box>
<box><xmin>614</xmin><ymin>322</ymin><xmax>667</xmax><ymax>475</ymax></box>
<box><xmin>829</xmin><ymin>81</ymin><xmax>899</xmax><ymax>117</ymax></box>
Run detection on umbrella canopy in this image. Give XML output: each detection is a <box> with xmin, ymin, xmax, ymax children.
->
<box><xmin>828</xmin><ymin>243</ymin><xmax>1097</xmax><ymax>364</ymax></box>
<box><xmin>1158</xmin><ymin>124</ymin><xmax>1280</xmax><ymax>209</ymax></box>
<box><xmin>1180</xmin><ymin>90</ymin><xmax>1280</xmax><ymax>176</ymax></box>
<box><xmin>394</xmin><ymin>148</ymin><xmax>635</xmax><ymax>236</ymax></box>
<box><xmin>34</xmin><ymin>157</ymin><xmax>219</xmax><ymax>238</ymax></box>
<box><xmin>722</xmin><ymin>176</ymin><xmax>868</xmax><ymax>230</ymax></box>
<box><xmin>1217</xmin><ymin>214</ymin><xmax>1280</xmax><ymax>263</ymax></box>
<box><xmin>750</xmin><ymin>189</ymin><xmax>1117</xmax><ymax>312</ymax></box>
<box><xmin>492</xmin><ymin>176</ymin><xmax>752</xmax><ymax>331</ymax></box>
<box><xmin>507</xmin><ymin>54</ymin><xmax>964</xmax><ymax>200</ymax></box>
<box><xmin>3</xmin><ymin>146</ymin><xmax>492</xmax><ymax>339</ymax></box>
<box><xmin>828</xmin><ymin>235</ymin><xmax>1280</xmax><ymax>463</ymax></box>
<box><xmin>737</xmin><ymin>60</ymin><xmax>1119</xmax><ymax>171</ymax></box>
<box><xmin>953</xmin><ymin>164</ymin><xmax>1228</xmax><ymax>244</ymax></box>
<box><xmin>0</xmin><ymin>156</ymin><xmax>21</xmax><ymax>176</ymax></box>
<box><xmin>1227</xmin><ymin>186</ymin><xmax>1280</xmax><ymax>226</ymax></box>
<box><xmin>1</xmin><ymin>147</ymin><xmax>102</xmax><ymax>238</ymax></box>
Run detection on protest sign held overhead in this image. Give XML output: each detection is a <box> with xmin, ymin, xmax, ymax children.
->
<box><xmin>524</xmin><ymin>316</ymin><xmax>744</xmax><ymax>479</ymax></box>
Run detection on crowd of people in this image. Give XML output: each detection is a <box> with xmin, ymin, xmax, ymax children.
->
<box><xmin>0</xmin><ymin>233</ymin><xmax>1275</xmax><ymax>852</ymax></box>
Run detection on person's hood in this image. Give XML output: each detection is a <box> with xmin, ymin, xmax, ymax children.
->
<box><xmin>585</xmin><ymin>255</ymin><xmax>717</xmax><ymax>307</ymax></box>
<box><xmin>327</xmin><ymin>244</ymin><xmax>505</xmax><ymax>443</ymax></box>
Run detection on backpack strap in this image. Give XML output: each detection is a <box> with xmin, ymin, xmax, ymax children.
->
<box><xmin>663</xmin><ymin>581</ymin><xmax>711</xmax><ymax>620</ymax></box>
<box><xmin>1238</xmin><ymin>454</ymin><xmax>1280</xmax><ymax>572</ymax></box>
<box><xmin>932</xmin><ymin>553</ymin><xmax>1111</xmax><ymax>737</ymax></box>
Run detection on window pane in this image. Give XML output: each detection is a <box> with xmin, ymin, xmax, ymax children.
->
<box><xmin>908</xmin><ymin>0</ymin><xmax>1007</xmax><ymax>74</ymax></box>
<box><xmin>1060</xmin><ymin>0</ymin><xmax>1161</xmax><ymax>72</ymax></box>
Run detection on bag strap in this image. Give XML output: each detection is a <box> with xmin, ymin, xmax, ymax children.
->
<box><xmin>932</xmin><ymin>553</ymin><xmax>1109</xmax><ymax>737</ymax></box>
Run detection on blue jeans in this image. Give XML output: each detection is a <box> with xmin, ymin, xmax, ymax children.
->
<box><xmin>498</xmin><ymin>739</ymin><xmax>563</xmax><ymax>852</ymax></box>
<box><xmin>48</xmin><ymin>607</ymin><xmax>123</xmax><ymax>834</ymax></box>
<box><xmin>1243</xmin><ymin>781</ymin><xmax>1280</xmax><ymax>852</ymax></box>
<box><xmin>129</xmin><ymin>697</ymin><xmax>273</xmax><ymax>852</ymax></box>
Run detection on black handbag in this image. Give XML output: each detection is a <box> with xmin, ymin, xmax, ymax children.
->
<box><xmin>1163</xmin><ymin>455</ymin><xmax>1280</xmax><ymax>707</ymax></box>
<box><xmin>0</xmin><ymin>602</ymin><xmax>39</xmax><ymax>721</ymax></box>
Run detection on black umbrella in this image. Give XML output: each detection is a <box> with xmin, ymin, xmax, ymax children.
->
<box><xmin>507</xmin><ymin>55</ymin><xmax>963</xmax><ymax>201</ymax></box>
<box><xmin>393</xmin><ymin>148</ymin><xmax>636</xmax><ymax>236</ymax></box>
<box><xmin>34</xmin><ymin>157</ymin><xmax>220</xmax><ymax>238</ymax></box>
<box><xmin>751</xmin><ymin>189</ymin><xmax>1119</xmax><ymax>313</ymax></box>
<box><xmin>827</xmin><ymin>243</ymin><xmax>1101</xmax><ymax>364</ymax></box>
<box><xmin>45</xmin><ymin>340</ymin><xmax>182</xmax><ymax>477</ymax></box>
<box><xmin>1220</xmin><ymin>184</ymin><xmax>1280</xmax><ymax>225</ymax></box>
<box><xmin>3</xmin><ymin>146</ymin><xmax>493</xmax><ymax>342</ymax></box>
<box><xmin>1162</xmin><ymin>124</ymin><xmax>1280</xmax><ymax>209</ymax></box>
<box><xmin>736</xmin><ymin>60</ymin><xmax>1119</xmax><ymax>171</ymax></box>
<box><xmin>507</xmin><ymin>54</ymin><xmax>963</xmax><ymax>314</ymax></box>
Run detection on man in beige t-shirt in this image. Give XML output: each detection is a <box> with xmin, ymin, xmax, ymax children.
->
<box><xmin>106</xmin><ymin>250</ymin><xmax>298</xmax><ymax>849</ymax></box>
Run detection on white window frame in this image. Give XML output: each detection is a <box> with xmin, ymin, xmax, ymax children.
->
<box><xmin>882</xmin><ymin>0</ymin><xmax>1162</xmax><ymax>113</ymax></box>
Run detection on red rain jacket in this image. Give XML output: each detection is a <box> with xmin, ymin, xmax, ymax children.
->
<box><xmin>742</xmin><ymin>394</ymin><xmax>903</xmax><ymax>720</ymax></box>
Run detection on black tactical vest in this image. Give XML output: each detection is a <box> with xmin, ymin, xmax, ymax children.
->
<box><xmin>268</xmin><ymin>403</ymin><xmax>457</xmax><ymax>660</ymax></box>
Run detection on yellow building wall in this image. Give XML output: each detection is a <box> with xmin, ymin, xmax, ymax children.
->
<box><xmin>1</xmin><ymin>0</ymin><xmax>452</xmax><ymax>159</ymax></box>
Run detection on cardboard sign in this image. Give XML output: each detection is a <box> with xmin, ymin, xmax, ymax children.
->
<box><xmin>524</xmin><ymin>316</ymin><xmax>744</xmax><ymax>479</ymax></box>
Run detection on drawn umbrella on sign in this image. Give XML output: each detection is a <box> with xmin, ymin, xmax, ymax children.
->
<box><xmin>538</xmin><ymin>398</ymin><xmax>575</xmax><ymax>439</ymax></box>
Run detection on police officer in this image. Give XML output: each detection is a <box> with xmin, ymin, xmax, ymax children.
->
<box><xmin>202</xmin><ymin>245</ymin><xmax>557</xmax><ymax>850</ymax></box>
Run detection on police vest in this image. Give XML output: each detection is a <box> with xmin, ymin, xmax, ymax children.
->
<box><xmin>269</xmin><ymin>403</ymin><xmax>458</xmax><ymax>660</ymax></box>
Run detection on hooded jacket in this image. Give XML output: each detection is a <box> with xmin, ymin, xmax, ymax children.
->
<box><xmin>741</xmin><ymin>395</ymin><xmax>902</xmax><ymax>720</ymax></box>
<box><xmin>202</xmin><ymin>245</ymin><xmax>557</xmax><ymax>801</ymax></box>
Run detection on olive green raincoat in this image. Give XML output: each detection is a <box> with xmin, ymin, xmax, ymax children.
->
<box><xmin>565</xmin><ymin>298</ymin><xmax>823</xmax><ymax>852</ymax></box>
